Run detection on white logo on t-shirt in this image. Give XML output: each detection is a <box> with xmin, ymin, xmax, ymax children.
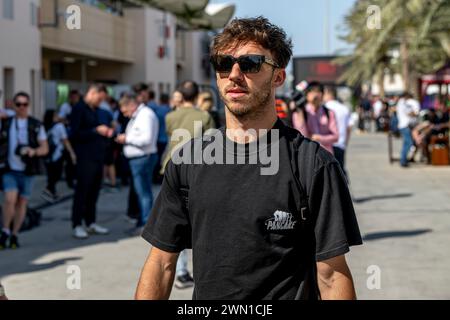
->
<box><xmin>265</xmin><ymin>210</ymin><xmax>297</xmax><ymax>231</ymax></box>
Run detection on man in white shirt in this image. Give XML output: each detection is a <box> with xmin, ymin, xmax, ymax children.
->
<box><xmin>324</xmin><ymin>86</ymin><xmax>352</xmax><ymax>177</ymax></box>
<box><xmin>116</xmin><ymin>93</ymin><xmax>159</xmax><ymax>234</ymax></box>
<box><xmin>372</xmin><ymin>95</ymin><xmax>384</xmax><ymax>132</ymax></box>
<box><xmin>396</xmin><ymin>92</ymin><xmax>418</xmax><ymax>167</ymax></box>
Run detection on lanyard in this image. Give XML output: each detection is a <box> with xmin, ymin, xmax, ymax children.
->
<box><xmin>14</xmin><ymin>117</ymin><xmax>26</xmax><ymax>145</ymax></box>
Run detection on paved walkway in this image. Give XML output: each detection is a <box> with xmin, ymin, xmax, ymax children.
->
<box><xmin>0</xmin><ymin>132</ymin><xmax>449</xmax><ymax>299</ymax></box>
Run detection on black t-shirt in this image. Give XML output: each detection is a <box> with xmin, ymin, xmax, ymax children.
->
<box><xmin>142</xmin><ymin>119</ymin><xmax>362</xmax><ymax>300</ymax></box>
<box><xmin>69</xmin><ymin>101</ymin><xmax>107</xmax><ymax>163</ymax></box>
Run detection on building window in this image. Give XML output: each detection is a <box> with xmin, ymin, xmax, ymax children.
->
<box><xmin>30</xmin><ymin>2</ymin><xmax>38</xmax><ymax>27</ymax></box>
<box><xmin>3</xmin><ymin>68</ymin><xmax>15</xmax><ymax>102</ymax></box>
<box><xmin>3</xmin><ymin>0</ymin><xmax>14</xmax><ymax>20</ymax></box>
<box><xmin>30</xmin><ymin>69</ymin><xmax>36</xmax><ymax>113</ymax></box>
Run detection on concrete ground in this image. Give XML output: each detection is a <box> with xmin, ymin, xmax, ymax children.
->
<box><xmin>0</xmin><ymin>132</ymin><xmax>449</xmax><ymax>299</ymax></box>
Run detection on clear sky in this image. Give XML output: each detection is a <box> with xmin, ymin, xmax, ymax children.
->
<box><xmin>210</xmin><ymin>0</ymin><xmax>357</xmax><ymax>57</ymax></box>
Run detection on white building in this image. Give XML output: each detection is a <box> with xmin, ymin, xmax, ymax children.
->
<box><xmin>0</xmin><ymin>0</ymin><xmax>232</xmax><ymax>117</ymax></box>
<box><xmin>0</xmin><ymin>0</ymin><xmax>42</xmax><ymax>117</ymax></box>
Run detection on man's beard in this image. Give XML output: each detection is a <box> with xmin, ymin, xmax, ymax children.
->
<box><xmin>221</xmin><ymin>77</ymin><xmax>273</xmax><ymax>121</ymax></box>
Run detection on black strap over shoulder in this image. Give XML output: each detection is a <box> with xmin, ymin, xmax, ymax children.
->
<box><xmin>0</xmin><ymin>118</ymin><xmax>12</xmax><ymax>170</ymax></box>
<box><xmin>280</xmin><ymin>123</ymin><xmax>321</xmax><ymax>300</ymax></box>
<box><xmin>280</xmin><ymin>124</ymin><xmax>311</xmax><ymax>220</ymax></box>
<box><xmin>302</xmin><ymin>105</ymin><xmax>330</xmax><ymax>123</ymax></box>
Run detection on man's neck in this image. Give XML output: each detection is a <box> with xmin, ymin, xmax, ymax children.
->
<box><xmin>16</xmin><ymin>115</ymin><xmax>27</xmax><ymax>119</ymax></box>
<box><xmin>84</xmin><ymin>99</ymin><xmax>96</xmax><ymax>109</ymax></box>
<box><xmin>180</xmin><ymin>102</ymin><xmax>195</xmax><ymax>109</ymax></box>
<box><xmin>225</xmin><ymin>106</ymin><xmax>278</xmax><ymax>144</ymax></box>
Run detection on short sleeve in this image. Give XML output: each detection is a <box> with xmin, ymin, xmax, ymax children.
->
<box><xmin>57</xmin><ymin>123</ymin><xmax>68</xmax><ymax>140</ymax></box>
<box><xmin>141</xmin><ymin>160</ymin><xmax>191</xmax><ymax>253</ymax></box>
<box><xmin>38</xmin><ymin>125</ymin><xmax>47</xmax><ymax>141</ymax></box>
<box><xmin>309</xmin><ymin>162</ymin><xmax>362</xmax><ymax>261</ymax></box>
<box><xmin>58</xmin><ymin>103</ymin><xmax>69</xmax><ymax>118</ymax></box>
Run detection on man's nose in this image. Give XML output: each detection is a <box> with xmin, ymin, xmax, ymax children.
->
<box><xmin>228</xmin><ymin>62</ymin><xmax>244</xmax><ymax>82</ymax></box>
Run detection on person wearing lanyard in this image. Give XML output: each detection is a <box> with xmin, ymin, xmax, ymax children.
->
<box><xmin>116</xmin><ymin>93</ymin><xmax>159</xmax><ymax>235</ymax></box>
<box><xmin>0</xmin><ymin>92</ymin><xmax>48</xmax><ymax>250</ymax></box>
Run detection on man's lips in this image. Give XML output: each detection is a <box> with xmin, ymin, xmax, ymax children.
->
<box><xmin>226</xmin><ymin>88</ymin><xmax>248</xmax><ymax>98</ymax></box>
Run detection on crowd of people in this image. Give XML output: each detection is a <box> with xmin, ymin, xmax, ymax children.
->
<box><xmin>0</xmin><ymin>19</ymin><xmax>447</xmax><ymax>300</ymax></box>
<box><xmin>357</xmin><ymin>92</ymin><xmax>449</xmax><ymax>167</ymax></box>
<box><xmin>0</xmin><ymin>80</ymin><xmax>218</xmax><ymax>289</ymax></box>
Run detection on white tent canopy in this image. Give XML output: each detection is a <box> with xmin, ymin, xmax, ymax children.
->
<box><xmin>137</xmin><ymin>0</ymin><xmax>235</xmax><ymax>30</ymax></box>
<box><xmin>147</xmin><ymin>0</ymin><xmax>208</xmax><ymax>15</ymax></box>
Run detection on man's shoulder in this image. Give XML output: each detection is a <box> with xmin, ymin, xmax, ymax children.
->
<box><xmin>28</xmin><ymin>116</ymin><xmax>42</xmax><ymax>126</ymax></box>
<box><xmin>141</xmin><ymin>105</ymin><xmax>157</xmax><ymax>117</ymax></box>
<box><xmin>73</xmin><ymin>101</ymin><xmax>88</xmax><ymax>112</ymax></box>
<box><xmin>283</xmin><ymin>124</ymin><xmax>337</xmax><ymax>171</ymax></box>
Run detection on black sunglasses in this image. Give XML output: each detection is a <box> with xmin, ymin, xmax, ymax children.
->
<box><xmin>15</xmin><ymin>102</ymin><xmax>29</xmax><ymax>108</ymax></box>
<box><xmin>210</xmin><ymin>54</ymin><xmax>280</xmax><ymax>74</ymax></box>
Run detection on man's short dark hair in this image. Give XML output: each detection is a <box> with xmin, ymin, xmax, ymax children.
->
<box><xmin>306</xmin><ymin>81</ymin><xmax>324</xmax><ymax>94</ymax></box>
<box><xmin>119</xmin><ymin>92</ymin><xmax>138</xmax><ymax>107</ymax></box>
<box><xmin>211</xmin><ymin>16</ymin><xmax>293</xmax><ymax>68</ymax></box>
<box><xmin>13</xmin><ymin>91</ymin><xmax>30</xmax><ymax>103</ymax></box>
<box><xmin>324</xmin><ymin>85</ymin><xmax>337</xmax><ymax>98</ymax></box>
<box><xmin>178</xmin><ymin>81</ymin><xmax>199</xmax><ymax>103</ymax></box>
<box><xmin>160</xmin><ymin>93</ymin><xmax>170</xmax><ymax>104</ymax></box>
<box><xmin>148</xmin><ymin>90</ymin><xmax>155</xmax><ymax>100</ymax></box>
<box><xmin>69</xmin><ymin>89</ymin><xmax>80</xmax><ymax>96</ymax></box>
<box><xmin>133</xmin><ymin>83</ymin><xmax>149</xmax><ymax>95</ymax></box>
<box><xmin>87</xmin><ymin>83</ymin><xmax>107</xmax><ymax>94</ymax></box>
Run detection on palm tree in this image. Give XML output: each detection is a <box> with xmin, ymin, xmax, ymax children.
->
<box><xmin>336</xmin><ymin>0</ymin><xmax>450</xmax><ymax>98</ymax></box>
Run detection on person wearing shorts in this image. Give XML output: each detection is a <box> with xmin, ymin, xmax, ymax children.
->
<box><xmin>0</xmin><ymin>92</ymin><xmax>48</xmax><ymax>249</ymax></box>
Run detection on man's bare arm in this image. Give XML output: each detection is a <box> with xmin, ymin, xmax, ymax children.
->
<box><xmin>316</xmin><ymin>255</ymin><xmax>357</xmax><ymax>300</ymax></box>
<box><xmin>135</xmin><ymin>247</ymin><xmax>179</xmax><ymax>300</ymax></box>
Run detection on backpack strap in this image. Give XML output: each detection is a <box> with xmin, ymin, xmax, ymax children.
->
<box><xmin>301</xmin><ymin>105</ymin><xmax>329</xmax><ymax>125</ymax></box>
<box><xmin>322</xmin><ymin>105</ymin><xmax>330</xmax><ymax>119</ymax></box>
<box><xmin>281</xmin><ymin>124</ymin><xmax>321</xmax><ymax>300</ymax></box>
<box><xmin>282</xmin><ymin>126</ymin><xmax>311</xmax><ymax>221</ymax></box>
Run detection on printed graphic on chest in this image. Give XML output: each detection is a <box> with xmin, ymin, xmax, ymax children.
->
<box><xmin>265</xmin><ymin>210</ymin><xmax>297</xmax><ymax>231</ymax></box>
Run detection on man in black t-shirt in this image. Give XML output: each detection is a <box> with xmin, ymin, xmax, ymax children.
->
<box><xmin>135</xmin><ymin>17</ymin><xmax>362</xmax><ymax>300</ymax></box>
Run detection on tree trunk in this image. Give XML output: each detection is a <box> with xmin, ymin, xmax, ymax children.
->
<box><xmin>377</xmin><ymin>66</ymin><xmax>385</xmax><ymax>99</ymax></box>
<box><xmin>400</xmin><ymin>36</ymin><xmax>410</xmax><ymax>92</ymax></box>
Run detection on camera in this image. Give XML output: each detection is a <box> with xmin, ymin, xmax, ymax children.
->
<box><xmin>291</xmin><ymin>80</ymin><xmax>309</xmax><ymax>110</ymax></box>
<box><xmin>291</xmin><ymin>90</ymin><xmax>306</xmax><ymax>110</ymax></box>
<box><xmin>15</xmin><ymin>144</ymin><xmax>30</xmax><ymax>158</ymax></box>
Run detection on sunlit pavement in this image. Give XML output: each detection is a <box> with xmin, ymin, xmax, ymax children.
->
<box><xmin>1</xmin><ymin>131</ymin><xmax>449</xmax><ymax>299</ymax></box>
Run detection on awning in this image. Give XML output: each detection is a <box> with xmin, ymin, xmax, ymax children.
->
<box><xmin>145</xmin><ymin>0</ymin><xmax>208</xmax><ymax>15</ymax></box>
<box><xmin>179</xmin><ymin>3</ymin><xmax>235</xmax><ymax>30</ymax></box>
<box><xmin>136</xmin><ymin>0</ymin><xmax>235</xmax><ymax>30</ymax></box>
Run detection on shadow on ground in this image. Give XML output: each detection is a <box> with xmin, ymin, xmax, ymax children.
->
<box><xmin>354</xmin><ymin>193</ymin><xmax>413</xmax><ymax>204</ymax></box>
<box><xmin>363</xmin><ymin>228</ymin><xmax>432</xmax><ymax>241</ymax></box>
<box><xmin>0</xmin><ymin>185</ymin><xmax>160</xmax><ymax>279</ymax></box>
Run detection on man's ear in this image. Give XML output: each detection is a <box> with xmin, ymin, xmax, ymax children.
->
<box><xmin>273</xmin><ymin>69</ymin><xmax>286</xmax><ymax>88</ymax></box>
